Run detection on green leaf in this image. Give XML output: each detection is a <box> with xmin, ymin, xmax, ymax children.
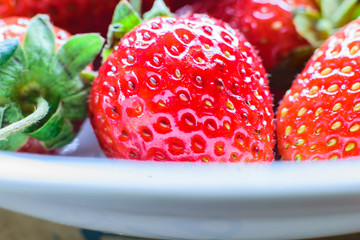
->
<box><xmin>293</xmin><ymin>11</ymin><xmax>324</xmax><ymax>47</ymax></box>
<box><xmin>62</xmin><ymin>89</ymin><xmax>89</xmax><ymax>120</ymax></box>
<box><xmin>0</xmin><ymin>14</ymin><xmax>103</xmax><ymax>150</ymax></box>
<box><xmin>0</xmin><ymin>103</ymin><xmax>23</xmax><ymax>126</ymax></box>
<box><xmin>0</xmin><ymin>45</ymin><xmax>26</xmax><ymax>101</ymax></box>
<box><xmin>321</xmin><ymin>0</ymin><xmax>341</xmax><ymax>20</ymax></box>
<box><xmin>0</xmin><ymin>132</ymin><xmax>28</xmax><ymax>151</ymax></box>
<box><xmin>27</xmin><ymin>102</ymin><xmax>64</xmax><ymax>141</ymax></box>
<box><xmin>0</xmin><ymin>104</ymin><xmax>28</xmax><ymax>151</ymax></box>
<box><xmin>80</xmin><ymin>70</ymin><xmax>97</xmax><ymax>88</ymax></box>
<box><xmin>130</xmin><ymin>0</ymin><xmax>142</xmax><ymax>15</ymax></box>
<box><xmin>352</xmin><ymin>5</ymin><xmax>360</xmax><ymax>19</ymax></box>
<box><xmin>143</xmin><ymin>0</ymin><xmax>173</xmax><ymax>21</ymax></box>
<box><xmin>112</xmin><ymin>0</ymin><xmax>142</xmax><ymax>29</ymax></box>
<box><xmin>23</xmin><ymin>14</ymin><xmax>56</xmax><ymax>71</ymax></box>
<box><xmin>102</xmin><ymin>0</ymin><xmax>142</xmax><ymax>61</ymax></box>
<box><xmin>0</xmin><ymin>38</ymin><xmax>19</xmax><ymax>67</ymax></box>
<box><xmin>44</xmin><ymin>119</ymin><xmax>74</xmax><ymax>149</ymax></box>
<box><xmin>50</xmin><ymin>33</ymin><xmax>104</xmax><ymax>97</ymax></box>
<box><xmin>0</xmin><ymin>106</ymin><xmax>5</xmax><ymax>128</ymax></box>
<box><xmin>293</xmin><ymin>0</ymin><xmax>360</xmax><ymax>49</ymax></box>
<box><xmin>332</xmin><ymin>0</ymin><xmax>358</xmax><ymax>28</ymax></box>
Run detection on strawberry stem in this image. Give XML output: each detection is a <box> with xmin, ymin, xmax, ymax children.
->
<box><xmin>0</xmin><ymin>97</ymin><xmax>49</xmax><ymax>140</ymax></box>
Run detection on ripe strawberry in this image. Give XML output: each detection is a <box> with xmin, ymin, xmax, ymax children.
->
<box><xmin>178</xmin><ymin>0</ymin><xmax>313</xmax><ymax>71</ymax></box>
<box><xmin>0</xmin><ymin>0</ymin><xmax>119</xmax><ymax>36</ymax></box>
<box><xmin>89</xmin><ymin>2</ymin><xmax>275</xmax><ymax>162</ymax></box>
<box><xmin>0</xmin><ymin>15</ymin><xmax>104</xmax><ymax>153</ymax></box>
<box><xmin>0</xmin><ymin>16</ymin><xmax>72</xmax><ymax>48</ymax></box>
<box><xmin>179</xmin><ymin>0</ymin><xmax>360</xmax><ymax>99</ymax></box>
<box><xmin>277</xmin><ymin>18</ymin><xmax>360</xmax><ymax>161</ymax></box>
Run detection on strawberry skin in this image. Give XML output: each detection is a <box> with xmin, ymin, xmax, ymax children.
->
<box><xmin>89</xmin><ymin>14</ymin><xmax>275</xmax><ymax>162</ymax></box>
<box><xmin>0</xmin><ymin>16</ymin><xmax>71</xmax><ymax>48</ymax></box>
<box><xmin>0</xmin><ymin>0</ymin><xmax>119</xmax><ymax>35</ymax></box>
<box><xmin>180</xmin><ymin>0</ymin><xmax>310</xmax><ymax>71</ymax></box>
<box><xmin>277</xmin><ymin>18</ymin><xmax>360</xmax><ymax>161</ymax></box>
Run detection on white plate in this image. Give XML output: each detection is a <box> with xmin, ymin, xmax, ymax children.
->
<box><xmin>0</xmin><ymin>120</ymin><xmax>360</xmax><ymax>240</ymax></box>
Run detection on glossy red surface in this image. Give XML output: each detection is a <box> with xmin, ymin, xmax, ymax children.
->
<box><xmin>277</xmin><ymin>19</ymin><xmax>360</xmax><ymax>161</ymax></box>
<box><xmin>89</xmin><ymin>15</ymin><xmax>275</xmax><ymax>162</ymax></box>
<box><xmin>184</xmin><ymin>0</ymin><xmax>310</xmax><ymax>70</ymax></box>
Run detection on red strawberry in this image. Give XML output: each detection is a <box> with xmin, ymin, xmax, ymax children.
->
<box><xmin>0</xmin><ymin>0</ymin><xmax>119</xmax><ymax>36</ymax></box>
<box><xmin>277</xmin><ymin>18</ymin><xmax>360</xmax><ymax>161</ymax></box>
<box><xmin>178</xmin><ymin>0</ymin><xmax>313</xmax><ymax>71</ymax></box>
<box><xmin>179</xmin><ymin>0</ymin><xmax>360</xmax><ymax>99</ymax></box>
<box><xmin>89</xmin><ymin>2</ymin><xmax>275</xmax><ymax>162</ymax></box>
<box><xmin>0</xmin><ymin>15</ymin><xmax>103</xmax><ymax>153</ymax></box>
<box><xmin>0</xmin><ymin>16</ymin><xmax>72</xmax><ymax>48</ymax></box>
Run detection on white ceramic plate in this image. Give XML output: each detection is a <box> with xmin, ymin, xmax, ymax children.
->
<box><xmin>0</xmin><ymin>120</ymin><xmax>360</xmax><ymax>240</ymax></box>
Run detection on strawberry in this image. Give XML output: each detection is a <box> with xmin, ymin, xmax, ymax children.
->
<box><xmin>179</xmin><ymin>0</ymin><xmax>360</xmax><ymax>95</ymax></box>
<box><xmin>88</xmin><ymin>1</ymin><xmax>275</xmax><ymax>162</ymax></box>
<box><xmin>178</xmin><ymin>0</ymin><xmax>312</xmax><ymax>71</ymax></box>
<box><xmin>0</xmin><ymin>15</ymin><xmax>104</xmax><ymax>153</ymax></box>
<box><xmin>0</xmin><ymin>0</ymin><xmax>119</xmax><ymax>36</ymax></box>
<box><xmin>277</xmin><ymin>18</ymin><xmax>360</xmax><ymax>161</ymax></box>
<box><xmin>0</xmin><ymin>16</ymin><xmax>72</xmax><ymax>48</ymax></box>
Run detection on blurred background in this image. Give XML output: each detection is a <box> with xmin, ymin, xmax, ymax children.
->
<box><xmin>0</xmin><ymin>207</ymin><xmax>359</xmax><ymax>240</ymax></box>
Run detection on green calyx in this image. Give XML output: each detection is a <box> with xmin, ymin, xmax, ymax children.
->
<box><xmin>0</xmin><ymin>15</ymin><xmax>104</xmax><ymax>151</ymax></box>
<box><xmin>271</xmin><ymin>0</ymin><xmax>360</xmax><ymax>91</ymax></box>
<box><xmin>293</xmin><ymin>0</ymin><xmax>360</xmax><ymax>48</ymax></box>
<box><xmin>102</xmin><ymin>0</ymin><xmax>173</xmax><ymax>61</ymax></box>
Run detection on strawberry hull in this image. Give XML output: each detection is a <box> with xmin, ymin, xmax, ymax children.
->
<box><xmin>15</xmin><ymin>119</ymin><xmax>84</xmax><ymax>154</ymax></box>
<box><xmin>0</xmin><ymin>15</ymin><xmax>104</xmax><ymax>154</ymax></box>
